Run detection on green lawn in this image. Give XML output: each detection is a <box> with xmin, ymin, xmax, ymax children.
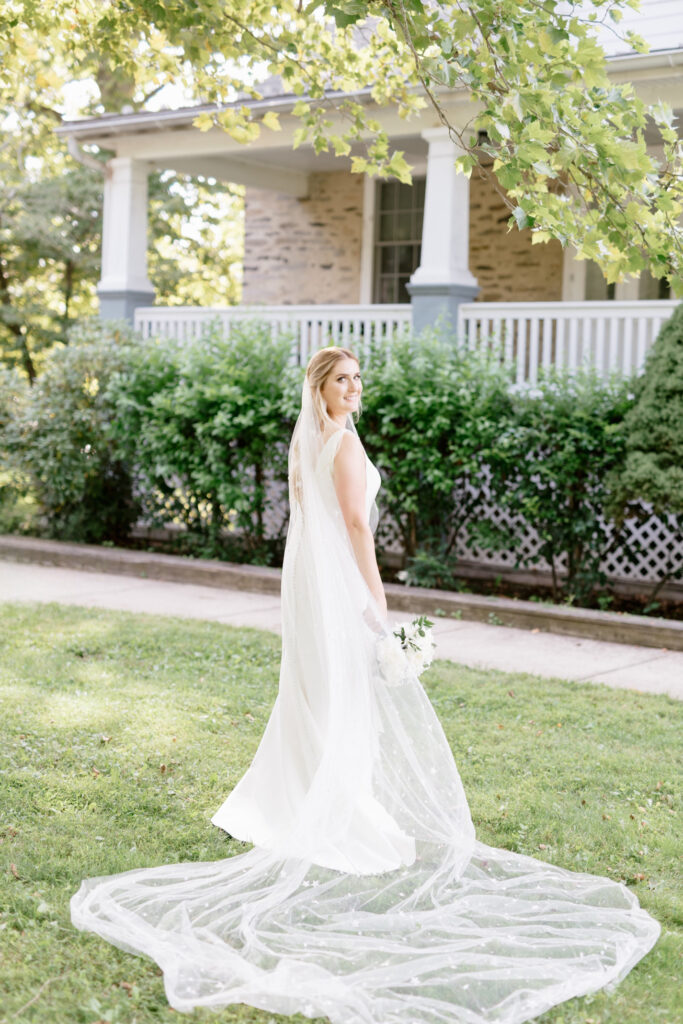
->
<box><xmin>1</xmin><ymin>602</ymin><xmax>680</xmax><ymax>1024</ymax></box>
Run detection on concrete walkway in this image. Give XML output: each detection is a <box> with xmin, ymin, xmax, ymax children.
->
<box><xmin>1</xmin><ymin>559</ymin><xmax>681</xmax><ymax>700</ymax></box>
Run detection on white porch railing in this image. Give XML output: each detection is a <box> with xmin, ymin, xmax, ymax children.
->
<box><xmin>457</xmin><ymin>299</ymin><xmax>678</xmax><ymax>383</ymax></box>
<box><xmin>135</xmin><ymin>299</ymin><xmax>678</xmax><ymax>380</ymax></box>
<box><xmin>134</xmin><ymin>304</ymin><xmax>412</xmax><ymax>365</ymax></box>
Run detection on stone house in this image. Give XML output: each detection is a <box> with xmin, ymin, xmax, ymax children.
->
<box><xmin>56</xmin><ymin>0</ymin><xmax>682</xmax><ymax>376</ymax></box>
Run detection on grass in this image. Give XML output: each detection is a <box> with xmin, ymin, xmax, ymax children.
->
<box><xmin>0</xmin><ymin>601</ymin><xmax>680</xmax><ymax>1024</ymax></box>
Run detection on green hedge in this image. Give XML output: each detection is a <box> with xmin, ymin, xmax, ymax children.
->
<box><xmin>2</xmin><ymin>316</ymin><xmax>681</xmax><ymax>604</ymax></box>
<box><xmin>108</xmin><ymin>322</ymin><xmax>300</xmax><ymax>562</ymax></box>
<box><xmin>486</xmin><ymin>370</ymin><xmax>636</xmax><ymax>605</ymax></box>
<box><xmin>361</xmin><ymin>333</ymin><xmax>512</xmax><ymax>588</ymax></box>
<box><xmin>1</xmin><ymin>322</ymin><xmax>138</xmax><ymax>543</ymax></box>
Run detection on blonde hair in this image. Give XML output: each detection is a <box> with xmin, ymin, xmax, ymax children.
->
<box><xmin>289</xmin><ymin>347</ymin><xmax>361</xmax><ymax>506</ymax></box>
<box><xmin>306</xmin><ymin>346</ymin><xmax>361</xmax><ymax>431</ymax></box>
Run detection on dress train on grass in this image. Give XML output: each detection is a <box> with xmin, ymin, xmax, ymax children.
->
<box><xmin>71</xmin><ymin>399</ymin><xmax>660</xmax><ymax>1024</ymax></box>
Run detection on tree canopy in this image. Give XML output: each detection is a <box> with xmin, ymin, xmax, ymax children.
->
<box><xmin>0</xmin><ymin>5</ymin><xmax>243</xmax><ymax>377</ymax></box>
<box><xmin>3</xmin><ymin>0</ymin><xmax>681</xmax><ymax>294</ymax></box>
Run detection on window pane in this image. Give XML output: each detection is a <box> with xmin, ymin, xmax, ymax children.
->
<box><xmin>378</xmin><ymin>212</ymin><xmax>395</xmax><ymax>242</ymax></box>
<box><xmin>394</xmin><ymin>215</ymin><xmax>413</xmax><ymax>241</ymax></box>
<box><xmin>398</xmin><ymin>182</ymin><xmax>414</xmax><ymax>211</ymax></box>
<box><xmin>397</xmin><ymin>277</ymin><xmax>411</xmax><ymax>303</ymax></box>
<box><xmin>379</xmin><ymin>276</ymin><xmax>396</xmax><ymax>303</ymax></box>
<box><xmin>397</xmin><ymin>245</ymin><xmax>414</xmax><ymax>274</ymax></box>
<box><xmin>380</xmin><ymin>247</ymin><xmax>396</xmax><ymax>273</ymax></box>
<box><xmin>380</xmin><ymin>181</ymin><xmax>397</xmax><ymax>211</ymax></box>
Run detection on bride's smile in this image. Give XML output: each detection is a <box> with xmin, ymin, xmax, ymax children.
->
<box><xmin>320</xmin><ymin>357</ymin><xmax>362</xmax><ymax>424</ymax></box>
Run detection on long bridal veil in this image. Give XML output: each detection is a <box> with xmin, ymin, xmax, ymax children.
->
<box><xmin>71</xmin><ymin>375</ymin><xmax>660</xmax><ymax>1024</ymax></box>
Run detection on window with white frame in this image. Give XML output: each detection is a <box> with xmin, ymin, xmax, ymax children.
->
<box><xmin>373</xmin><ymin>178</ymin><xmax>425</xmax><ymax>303</ymax></box>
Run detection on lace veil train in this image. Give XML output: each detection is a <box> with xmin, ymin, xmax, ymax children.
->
<box><xmin>70</xmin><ymin>369</ymin><xmax>660</xmax><ymax>1024</ymax></box>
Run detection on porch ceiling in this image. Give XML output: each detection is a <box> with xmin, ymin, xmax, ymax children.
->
<box><xmin>148</xmin><ymin>134</ymin><xmax>428</xmax><ymax>195</ymax></box>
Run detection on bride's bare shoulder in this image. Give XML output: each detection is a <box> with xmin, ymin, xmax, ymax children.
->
<box><xmin>334</xmin><ymin>430</ymin><xmax>364</xmax><ymax>465</ymax></box>
<box><xmin>321</xmin><ymin>427</ymin><xmax>359</xmax><ymax>448</ymax></box>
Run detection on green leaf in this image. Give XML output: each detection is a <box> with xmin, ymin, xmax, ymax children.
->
<box><xmin>455</xmin><ymin>153</ymin><xmax>477</xmax><ymax>178</ymax></box>
<box><xmin>512</xmin><ymin>206</ymin><xmax>529</xmax><ymax>230</ymax></box>
<box><xmin>261</xmin><ymin>110</ymin><xmax>281</xmax><ymax>132</ymax></box>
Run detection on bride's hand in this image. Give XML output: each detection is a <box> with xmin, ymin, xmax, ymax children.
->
<box><xmin>363</xmin><ymin>599</ymin><xmax>389</xmax><ymax>636</ymax></box>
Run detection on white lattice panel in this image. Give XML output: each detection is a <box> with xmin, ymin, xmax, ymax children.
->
<box><xmin>456</xmin><ymin>502</ymin><xmax>682</xmax><ymax>584</ymax></box>
<box><xmin>225</xmin><ymin>471</ymin><xmax>683</xmax><ymax>588</ymax></box>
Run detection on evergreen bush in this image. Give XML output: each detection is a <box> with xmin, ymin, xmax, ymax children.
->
<box><xmin>610</xmin><ymin>302</ymin><xmax>683</xmax><ymax>595</ymax></box>
<box><xmin>616</xmin><ymin>302</ymin><xmax>683</xmax><ymax>517</ymax></box>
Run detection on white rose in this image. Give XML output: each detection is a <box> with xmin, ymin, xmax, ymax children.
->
<box><xmin>420</xmin><ymin>629</ymin><xmax>435</xmax><ymax>668</ymax></box>
<box><xmin>377</xmin><ymin>634</ymin><xmax>408</xmax><ymax>686</ymax></box>
<box><xmin>405</xmin><ymin>645</ymin><xmax>424</xmax><ymax>672</ymax></box>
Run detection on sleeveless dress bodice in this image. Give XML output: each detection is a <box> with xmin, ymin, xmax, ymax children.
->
<box><xmin>316</xmin><ymin>427</ymin><xmax>380</xmax><ymax>525</ymax></box>
<box><xmin>364</xmin><ymin>454</ymin><xmax>381</xmax><ymax>522</ymax></box>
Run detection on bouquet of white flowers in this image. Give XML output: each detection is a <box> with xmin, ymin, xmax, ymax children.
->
<box><xmin>376</xmin><ymin>615</ymin><xmax>435</xmax><ymax>687</ymax></box>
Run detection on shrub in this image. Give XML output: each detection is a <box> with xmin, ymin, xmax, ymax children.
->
<box><xmin>3</xmin><ymin>317</ymin><xmax>679</xmax><ymax>609</ymax></box>
<box><xmin>0</xmin><ymin>366</ymin><xmax>34</xmax><ymax>533</ymax></box>
<box><xmin>616</xmin><ymin>302</ymin><xmax>683</xmax><ymax>517</ymax></box>
<box><xmin>0</xmin><ymin>365</ymin><xmax>28</xmax><ymax>433</ymax></box>
<box><xmin>486</xmin><ymin>369</ymin><xmax>635</xmax><ymax>605</ymax></box>
<box><xmin>3</xmin><ymin>320</ymin><xmax>138</xmax><ymax>543</ymax></box>
<box><xmin>109</xmin><ymin>322</ymin><xmax>299</xmax><ymax>562</ymax></box>
<box><xmin>610</xmin><ymin>302</ymin><xmax>683</xmax><ymax>595</ymax></box>
<box><xmin>361</xmin><ymin>332</ymin><xmax>513</xmax><ymax>584</ymax></box>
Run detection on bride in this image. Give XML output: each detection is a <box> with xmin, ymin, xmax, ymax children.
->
<box><xmin>71</xmin><ymin>346</ymin><xmax>660</xmax><ymax>1024</ymax></box>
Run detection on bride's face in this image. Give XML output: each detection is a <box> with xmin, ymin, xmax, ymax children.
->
<box><xmin>320</xmin><ymin>358</ymin><xmax>362</xmax><ymax>419</ymax></box>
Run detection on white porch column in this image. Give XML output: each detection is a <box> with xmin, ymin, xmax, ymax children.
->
<box><xmin>407</xmin><ymin>127</ymin><xmax>478</xmax><ymax>332</ymax></box>
<box><xmin>98</xmin><ymin>156</ymin><xmax>155</xmax><ymax>322</ymax></box>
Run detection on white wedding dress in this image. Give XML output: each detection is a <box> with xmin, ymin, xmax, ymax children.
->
<box><xmin>71</xmin><ymin>393</ymin><xmax>660</xmax><ymax>1024</ymax></box>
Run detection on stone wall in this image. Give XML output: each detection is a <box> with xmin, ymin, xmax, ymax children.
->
<box><xmin>469</xmin><ymin>172</ymin><xmax>564</xmax><ymax>302</ymax></box>
<box><xmin>241</xmin><ymin>168</ymin><xmax>564</xmax><ymax>305</ymax></box>
<box><xmin>242</xmin><ymin>171</ymin><xmax>364</xmax><ymax>305</ymax></box>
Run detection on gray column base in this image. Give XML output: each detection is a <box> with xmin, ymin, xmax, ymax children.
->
<box><xmin>407</xmin><ymin>281</ymin><xmax>479</xmax><ymax>336</ymax></box>
<box><xmin>98</xmin><ymin>288</ymin><xmax>155</xmax><ymax>324</ymax></box>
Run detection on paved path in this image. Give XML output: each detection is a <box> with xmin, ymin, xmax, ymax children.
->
<box><xmin>1</xmin><ymin>560</ymin><xmax>681</xmax><ymax>700</ymax></box>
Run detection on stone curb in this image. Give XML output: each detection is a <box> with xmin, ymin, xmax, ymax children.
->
<box><xmin>0</xmin><ymin>535</ymin><xmax>282</xmax><ymax>593</ymax></box>
<box><xmin>1</xmin><ymin>534</ymin><xmax>682</xmax><ymax>652</ymax></box>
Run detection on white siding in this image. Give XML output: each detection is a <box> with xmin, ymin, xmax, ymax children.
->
<box><xmin>574</xmin><ymin>0</ymin><xmax>683</xmax><ymax>55</ymax></box>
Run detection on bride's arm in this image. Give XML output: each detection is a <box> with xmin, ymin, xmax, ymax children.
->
<box><xmin>333</xmin><ymin>432</ymin><xmax>387</xmax><ymax>618</ymax></box>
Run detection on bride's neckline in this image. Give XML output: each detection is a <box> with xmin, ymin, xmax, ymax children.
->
<box><xmin>316</xmin><ymin>427</ymin><xmax>353</xmax><ymax>469</ymax></box>
<box><xmin>321</xmin><ymin>427</ymin><xmax>345</xmax><ymax>449</ymax></box>
<box><xmin>318</xmin><ymin>428</ymin><xmax>373</xmax><ymax>473</ymax></box>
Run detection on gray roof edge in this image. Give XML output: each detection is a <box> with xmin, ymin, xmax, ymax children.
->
<box><xmin>55</xmin><ymin>87</ymin><xmax>373</xmax><ymax>137</ymax></box>
<box><xmin>56</xmin><ymin>47</ymin><xmax>683</xmax><ymax>139</ymax></box>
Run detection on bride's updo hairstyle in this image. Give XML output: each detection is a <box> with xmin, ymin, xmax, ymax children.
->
<box><xmin>306</xmin><ymin>346</ymin><xmax>361</xmax><ymax>431</ymax></box>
